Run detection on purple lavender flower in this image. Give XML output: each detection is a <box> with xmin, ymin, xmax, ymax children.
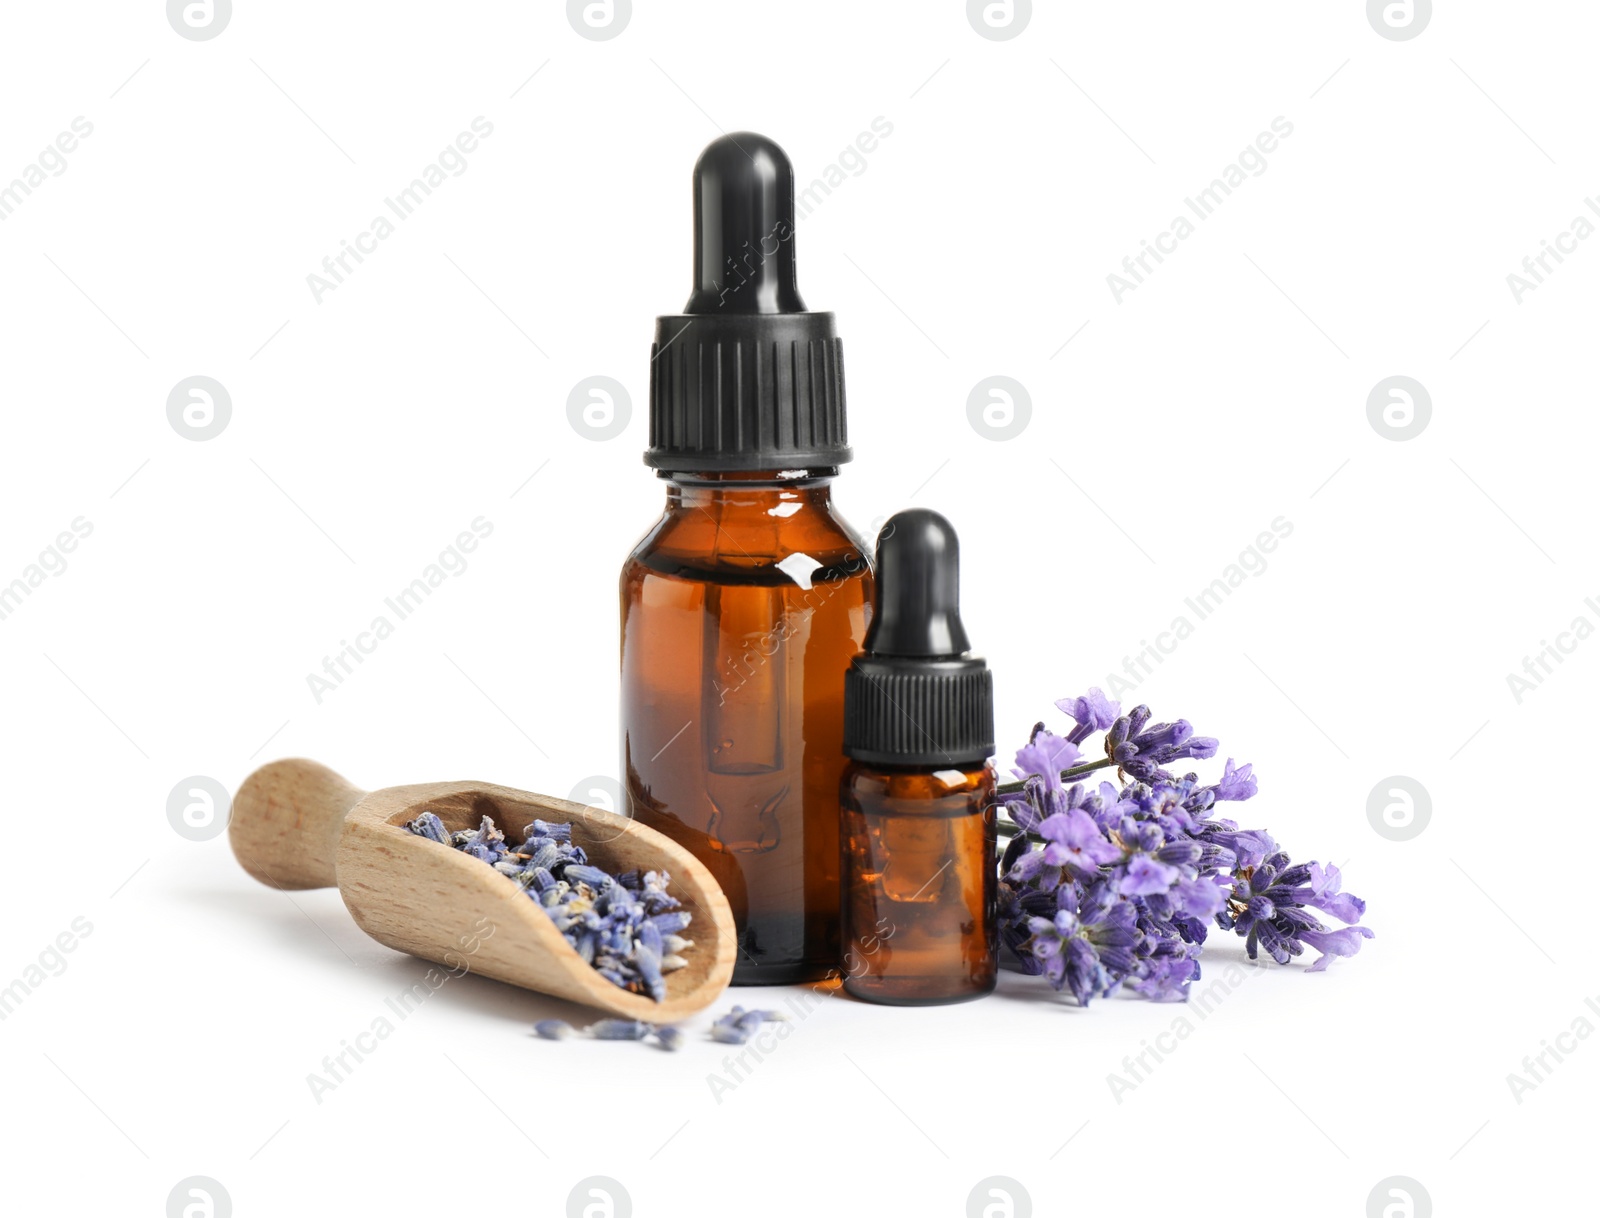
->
<box><xmin>1118</xmin><ymin>854</ymin><xmax>1181</xmax><ymax>896</ymax></box>
<box><xmin>1025</xmin><ymin>882</ymin><xmax>1140</xmax><ymax>1006</ymax></box>
<box><xmin>1213</xmin><ymin>758</ymin><xmax>1257</xmax><ymax>802</ymax></box>
<box><xmin>1012</xmin><ymin>727</ymin><xmax>1081</xmax><ymax>792</ymax></box>
<box><xmin>1172</xmin><ymin>874</ymin><xmax>1228</xmax><ymax>920</ymax></box>
<box><xmin>1127</xmin><ymin>954</ymin><xmax>1198</xmax><ymax>1002</ymax></box>
<box><xmin>1217</xmin><ymin>851</ymin><xmax>1372</xmax><ymax>971</ymax></box>
<box><xmin>1301</xmin><ymin>925</ymin><xmax>1376</xmax><ymax>972</ymax></box>
<box><xmin>1295</xmin><ymin>862</ymin><xmax>1367</xmax><ymax>925</ymax></box>
<box><xmin>1056</xmin><ymin>688</ymin><xmax>1121</xmax><ymax>744</ymax></box>
<box><xmin>1107</xmin><ymin>708</ymin><xmax>1219</xmax><ymax>782</ymax></box>
<box><xmin>1082</xmin><ymin>781</ymin><xmax>1137</xmax><ymax>835</ymax></box>
<box><xmin>1196</xmin><ymin>819</ymin><xmax>1278</xmax><ymax>872</ymax></box>
<box><xmin>997</xmin><ymin>691</ymin><xmax>1371</xmax><ymax>1005</ymax></box>
<box><xmin>998</xmin><ymin>773</ymin><xmax>1055</xmax><ymax>836</ymax></box>
<box><xmin>1038</xmin><ymin>807</ymin><xmax>1121</xmax><ymax>878</ymax></box>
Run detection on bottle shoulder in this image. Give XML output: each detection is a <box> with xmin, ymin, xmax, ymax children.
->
<box><xmin>624</xmin><ymin>492</ymin><xmax>872</xmax><ymax>586</ymax></box>
<box><xmin>843</xmin><ymin>760</ymin><xmax>997</xmax><ymax>808</ymax></box>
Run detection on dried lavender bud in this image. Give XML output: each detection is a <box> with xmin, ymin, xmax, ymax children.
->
<box><xmin>524</xmin><ymin>819</ymin><xmax>572</xmax><ymax>843</ymax></box>
<box><xmin>564</xmin><ymin>864</ymin><xmax>614</xmax><ymax>890</ymax></box>
<box><xmin>404</xmin><ymin>812</ymin><xmax>450</xmax><ymax>845</ymax></box>
<box><xmin>534</xmin><ymin>1019</ymin><xmax>576</xmax><ymax>1041</ymax></box>
<box><xmin>633</xmin><ymin>945</ymin><xmax>665</xmax><ymax>996</ymax></box>
<box><xmin>637</xmin><ymin>920</ymin><xmax>663</xmax><ymax>955</ymax></box>
<box><xmin>525</xmin><ymin>868</ymin><xmax>557</xmax><ymax>895</ymax></box>
<box><xmin>591</xmin><ymin>1019</ymin><xmax>652</xmax><ymax>1041</ymax></box>
<box><xmin>404</xmin><ymin>810</ymin><xmax>694</xmax><ymax>1002</ymax></box>
<box><xmin>654</xmin><ymin>1026</ymin><xmax>685</xmax><ymax>1052</ymax></box>
<box><xmin>739</xmin><ymin>1008</ymin><xmax>788</xmax><ymax>1023</ymax></box>
<box><xmin>526</xmin><ymin>843</ymin><xmax>563</xmax><ymax>872</ymax></box>
<box><xmin>453</xmin><ymin>815</ymin><xmax>511</xmax><ymax>865</ymax></box>
<box><xmin>710</xmin><ymin>1004</ymin><xmax>786</xmax><ymax>1044</ymax></box>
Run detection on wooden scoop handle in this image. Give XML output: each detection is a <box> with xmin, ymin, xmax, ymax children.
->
<box><xmin>231</xmin><ymin>758</ymin><xmax>367</xmax><ymax>890</ymax></box>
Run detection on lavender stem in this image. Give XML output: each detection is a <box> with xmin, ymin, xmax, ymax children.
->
<box><xmin>994</xmin><ymin>755</ymin><xmax>1118</xmax><ymax>798</ymax></box>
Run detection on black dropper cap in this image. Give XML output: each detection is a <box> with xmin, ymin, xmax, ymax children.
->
<box><xmin>647</xmin><ymin>133</ymin><xmax>851</xmax><ymax>474</ymax></box>
<box><xmin>843</xmin><ymin>510</ymin><xmax>995</xmax><ymax>768</ymax></box>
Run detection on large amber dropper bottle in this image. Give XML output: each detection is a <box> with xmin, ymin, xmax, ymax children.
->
<box><xmin>620</xmin><ymin>132</ymin><xmax>873</xmax><ymax>984</ymax></box>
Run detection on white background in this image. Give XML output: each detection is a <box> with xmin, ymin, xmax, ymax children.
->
<box><xmin>1</xmin><ymin>2</ymin><xmax>1592</xmax><ymax>1215</ymax></box>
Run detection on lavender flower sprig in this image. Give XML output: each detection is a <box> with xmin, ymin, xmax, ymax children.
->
<box><xmin>997</xmin><ymin>689</ymin><xmax>1371</xmax><ymax>1005</ymax></box>
<box><xmin>404</xmin><ymin>812</ymin><xmax>693</xmax><ymax>1002</ymax></box>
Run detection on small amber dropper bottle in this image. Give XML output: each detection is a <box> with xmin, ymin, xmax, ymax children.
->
<box><xmin>840</xmin><ymin>510</ymin><xmax>997</xmax><ymax>1005</ymax></box>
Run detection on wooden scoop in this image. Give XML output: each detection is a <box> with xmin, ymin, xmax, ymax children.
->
<box><xmin>229</xmin><ymin>759</ymin><xmax>735</xmax><ymax>1021</ymax></box>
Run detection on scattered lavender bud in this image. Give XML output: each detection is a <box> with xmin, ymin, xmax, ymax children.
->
<box><xmin>710</xmin><ymin>1004</ymin><xmax>786</xmax><ymax>1044</ymax></box>
<box><xmin>654</xmin><ymin>1026</ymin><xmax>685</xmax><ymax>1052</ymax></box>
<box><xmin>591</xmin><ymin>1018</ymin><xmax>652</xmax><ymax>1041</ymax></box>
<box><xmin>534</xmin><ymin>1019</ymin><xmax>576</xmax><ymax>1041</ymax></box>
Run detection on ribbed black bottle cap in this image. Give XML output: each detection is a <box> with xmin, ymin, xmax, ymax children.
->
<box><xmin>647</xmin><ymin>132</ymin><xmax>851</xmax><ymax>473</ymax></box>
<box><xmin>844</xmin><ymin>510</ymin><xmax>995</xmax><ymax>767</ymax></box>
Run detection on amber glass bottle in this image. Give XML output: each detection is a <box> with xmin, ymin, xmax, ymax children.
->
<box><xmin>841</xmin><ymin>510</ymin><xmax>997</xmax><ymax>1005</ymax></box>
<box><xmin>620</xmin><ymin>132</ymin><xmax>872</xmax><ymax>983</ymax></box>
<box><xmin>841</xmin><ymin>762</ymin><xmax>996</xmax><ymax>1004</ymax></box>
<box><xmin>622</xmin><ymin>473</ymin><xmax>869</xmax><ymax>982</ymax></box>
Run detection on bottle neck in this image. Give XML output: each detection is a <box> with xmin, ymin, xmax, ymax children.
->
<box><xmin>663</xmin><ymin>469</ymin><xmax>838</xmax><ymax>511</ymax></box>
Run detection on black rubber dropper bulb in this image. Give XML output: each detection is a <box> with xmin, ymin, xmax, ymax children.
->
<box><xmin>863</xmin><ymin>510</ymin><xmax>972</xmax><ymax>659</ymax></box>
<box><xmin>844</xmin><ymin>510</ymin><xmax>995</xmax><ymax>767</ymax></box>
<box><xmin>646</xmin><ymin>131</ymin><xmax>849</xmax><ymax>473</ymax></box>
<box><xmin>685</xmin><ymin>132</ymin><xmax>805</xmax><ymax>316</ymax></box>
